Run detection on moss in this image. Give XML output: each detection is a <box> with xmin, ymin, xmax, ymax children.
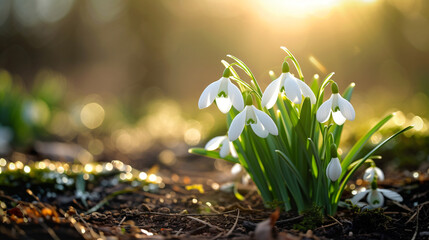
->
<box><xmin>353</xmin><ymin>208</ymin><xmax>391</xmax><ymax>233</ymax></box>
<box><xmin>293</xmin><ymin>205</ymin><xmax>323</xmax><ymax>231</ymax></box>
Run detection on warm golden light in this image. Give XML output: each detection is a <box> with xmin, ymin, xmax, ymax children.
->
<box><xmin>309</xmin><ymin>55</ymin><xmax>327</xmax><ymax>73</ymax></box>
<box><xmin>15</xmin><ymin>161</ymin><xmax>24</xmax><ymax>169</ymax></box>
<box><xmin>80</xmin><ymin>102</ymin><xmax>105</xmax><ymax>129</ymax></box>
<box><xmin>84</xmin><ymin>164</ymin><xmax>93</xmax><ymax>173</ymax></box>
<box><xmin>148</xmin><ymin>174</ymin><xmax>157</xmax><ymax>182</ymax></box>
<box><xmin>105</xmin><ymin>162</ymin><xmax>113</xmax><ymax>171</ymax></box>
<box><xmin>57</xmin><ymin>166</ymin><xmax>65</xmax><ymax>174</ymax></box>
<box><xmin>255</xmin><ymin>0</ymin><xmax>341</xmax><ymax>19</ymax></box>
<box><xmin>184</xmin><ymin>128</ymin><xmax>201</xmax><ymax>146</ymax></box>
<box><xmin>0</xmin><ymin>158</ymin><xmax>6</xmax><ymax>167</ymax></box>
<box><xmin>411</xmin><ymin>116</ymin><xmax>424</xmax><ymax>131</ymax></box>
<box><xmin>139</xmin><ymin>172</ymin><xmax>147</xmax><ymax>180</ymax></box>
<box><xmin>8</xmin><ymin>163</ymin><xmax>16</xmax><ymax>170</ymax></box>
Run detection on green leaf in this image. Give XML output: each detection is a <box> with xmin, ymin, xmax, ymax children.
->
<box><xmin>227</xmin><ymin>55</ymin><xmax>263</xmax><ymax>96</ymax></box>
<box><xmin>340</xmin><ymin>113</ymin><xmax>394</xmax><ymax>172</ymax></box>
<box><xmin>188</xmin><ymin>148</ymin><xmax>239</xmax><ymax>164</ymax></box>
<box><xmin>335</xmin><ymin>126</ymin><xmax>413</xmax><ymax>203</ymax></box>
<box><xmin>300</xmin><ymin>97</ymin><xmax>312</xmax><ymax>137</ymax></box>
<box><xmin>280</xmin><ymin>46</ymin><xmax>304</xmax><ymax>79</ymax></box>
<box><xmin>318</xmin><ymin>72</ymin><xmax>335</xmax><ymax>99</ymax></box>
<box><xmin>275</xmin><ymin>150</ymin><xmax>308</xmax><ymax>192</ymax></box>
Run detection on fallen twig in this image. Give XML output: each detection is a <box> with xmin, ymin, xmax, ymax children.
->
<box><xmin>76</xmin><ymin>210</ymin><xmax>99</xmax><ymax>240</ymax></box>
<box><xmin>174</xmin><ymin>228</ymin><xmax>183</xmax><ymax>237</ymax></box>
<box><xmin>315</xmin><ymin>221</ymin><xmax>340</xmax><ymax>231</ymax></box>
<box><xmin>85</xmin><ymin>187</ymin><xmax>138</xmax><ymax>214</ymax></box>
<box><xmin>411</xmin><ymin>206</ymin><xmax>420</xmax><ymax>240</ymax></box>
<box><xmin>118</xmin><ymin>216</ymin><xmax>126</xmax><ymax>226</ymax></box>
<box><xmin>329</xmin><ymin>216</ymin><xmax>343</xmax><ymax>226</ymax></box>
<box><xmin>276</xmin><ymin>215</ymin><xmax>303</xmax><ymax>224</ymax></box>
<box><xmin>137</xmin><ymin>209</ymin><xmax>240</xmax><ymax>217</ymax></box>
<box><xmin>225</xmin><ymin>209</ymin><xmax>240</xmax><ymax>237</ymax></box>
<box><xmin>186</xmin><ymin>216</ymin><xmax>224</xmax><ymax>232</ymax></box>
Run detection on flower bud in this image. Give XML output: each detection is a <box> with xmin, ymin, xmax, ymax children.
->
<box><xmin>326</xmin><ymin>157</ymin><xmax>342</xmax><ymax>181</ymax></box>
<box><xmin>331</xmin><ymin>82</ymin><xmax>339</xmax><ymax>94</ymax></box>
<box><xmin>223</xmin><ymin>68</ymin><xmax>231</xmax><ymax>78</ymax></box>
<box><xmin>363</xmin><ymin>166</ymin><xmax>384</xmax><ymax>182</ymax></box>
<box><xmin>330</xmin><ymin>144</ymin><xmax>338</xmax><ymax>158</ymax></box>
<box><xmin>245</xmin><ymin>94</ymin><xmax>253</xmax><ymax>106</ymax></box>
<box><xmin>282</xmin><ymin>61</ymin><xmax>289</xmax><ymax>73</ymax></box>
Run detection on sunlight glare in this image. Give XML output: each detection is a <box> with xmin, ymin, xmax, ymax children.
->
<box><xmin>80</xmin><ymin>102</ymin><xmax>105</xmax><ymax>129</ymax></box>
<box><xmin>256</xmin><ymin>0</ymin><xmax>341</xmax><ymax>18</ymax></box>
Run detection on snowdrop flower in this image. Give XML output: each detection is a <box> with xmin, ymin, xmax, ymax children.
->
<box><xmin>198</xmin><ymin>68</ymin><xmax>244</xmax><ymax>114</ymax></box>
<box><xmin>364</xmin><ymin>166</ymin><xmax>385</xmax><ymax>182</ymax></box>
<box><xmin>228</xmin><ymin>99</ymin><xmax>278</xmax><ymax>141</ymax></box>
<box><xmin>316</xmin><ymin>82</ymin><xmax>355</xmax><ymax>125</ymax></box>
<box><xmin>351</xmin><ymin>188</ymin><xmax>403</xmax><ymax>209</ymax></box>
<box><xmin>261</xmin><ymin>61</ymin><xmax>316</xmax><ymax>109</ymax></box>
<box><xmin>326</xmin><ymin>145</ymin><xmax>342</xmax><ymax>181</ymax></box>
<box><xmin>205</xmin><ymin>136</ymin><xmax>238</xmax><ymax>158</ymax></box>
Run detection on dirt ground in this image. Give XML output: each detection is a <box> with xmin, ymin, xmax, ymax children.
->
<box><xmin>1</xmin><ymin>155</ymin><xmax>428</xmax><ymax>240</ymax></box>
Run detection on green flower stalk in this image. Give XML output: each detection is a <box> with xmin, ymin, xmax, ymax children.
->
<box><xmin>190</xmin><ymin>47</ymin><xmax>412</xmax><ymax>215</ymax></box>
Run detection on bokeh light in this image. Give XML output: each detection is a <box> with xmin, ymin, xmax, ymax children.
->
<box><xmin>80</xmin><ymin>102</ymin><xmax>105</xmax><ymax>129</ymax></box>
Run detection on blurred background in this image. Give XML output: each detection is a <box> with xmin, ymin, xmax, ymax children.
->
<box><xmin>0</xmin><ymin>0</ymin><xmax>428</xmax><ymax>172</ymax></box>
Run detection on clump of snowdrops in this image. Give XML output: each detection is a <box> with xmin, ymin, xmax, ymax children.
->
<box><xmin>190</xmin><ymin>47</ymin><xmax>411</xmax><ymax>215</ymax></box>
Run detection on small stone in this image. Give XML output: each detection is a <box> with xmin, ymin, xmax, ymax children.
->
<box><xmin>158</xmin><ymin>207</ymin><xmax>170</xmax><ymax>213</ymax></box>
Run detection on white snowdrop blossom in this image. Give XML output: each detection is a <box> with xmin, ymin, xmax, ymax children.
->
<box><xmin>326</xmin><ymin>157</ymin><xmax>342</xmax><ymax>181</ymax></box>
<box><xmin>350</xmin><ymin>188</ymin><xmax>403</xmax><ymax>209</ymax></box>
<box><xmin>205</xmin><ymin>136</ymin><xmax>238</xmax><ymax>158</ymax></box>
<box><xmin>198</xmin><ymin>68</ymin><xmax>244</xmax><ymax>114</ymax></box>
<box><xmin>364</xmin><ymin>166</ymin><xmax>385</xmax><ymax>182</ymax></box>
<box><xmin>261</xmin><ymin>62</ymin><xmax>316</xmax><ymax>109</ymax></box>
<box><xmin>231</xmin><ymin>163</ymin><xmax>242</xmax><ymax>175</ymax></box>
<box><xmin>316</xmin><ymin>83</ymin><xmax>355</xmax><ymax>125</ymax></box>
<box><xmin>228</xmin><ymin>105</ymin><xmax>278</xmax><ymax>141</ymax></box>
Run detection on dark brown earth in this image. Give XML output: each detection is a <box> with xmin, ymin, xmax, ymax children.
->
<box><xmin>1</xmin><ymin>155</ymin><xmax>428</xmax><ymax>240</ymax></box>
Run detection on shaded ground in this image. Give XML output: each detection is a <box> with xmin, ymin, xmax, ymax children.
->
<box><xmin>1</xmin><ymin>155</ymin><xmax>429</xmax><ymax>240</ymax></box>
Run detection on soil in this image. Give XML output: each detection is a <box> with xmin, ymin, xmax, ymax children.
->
<box><xmin>1</xmin><ymin>155</ymin><xmax>428</xmax><ymax>240</ymax></box>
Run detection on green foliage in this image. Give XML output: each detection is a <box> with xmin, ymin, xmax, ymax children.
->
<box><xmin>190</xmin><ymin>47</ymin><xmax>411</xmax><ymax>215</ymax></box>
<box><xmin>0</xmin><ymin>69</ymin><xmax>66</xmax><ymax>148</ymax></box>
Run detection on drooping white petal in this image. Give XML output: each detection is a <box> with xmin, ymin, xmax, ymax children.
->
<box><xmin>364</xmin><ymin>167</ymin><xmax>385</xmax><ymax>182</ymax></box>
<box><xmin>296</xmin><ymin>79</ymin><xmax>316</xmax><ymax>105</ymax></box>
<box><xmin>198</xmin><ymin>79</ymin><xmax>221</xmax><ymax>109</ymax></box>
<box><xmin>216</xmin><ymin>97</ymin><xmax>232</xmax><ymax>114</ymax></box>
<box><xmin>367</xmin><ymin>189</ymin><xmax>384</xmax><ymax>208</ymax></box>
<box><xmin>332</xmin><ymin>111</ymin><xmax>347</xmax><ymax>125</ymax></box>
<box><xmin>231</xmin><ymin>163</ymin><xmax>242</xmax><ymax>175</ymax></box>
<box><xmin>219</xmin><ymin>138</ymin><xmax>230</xmax><ymax>158</ymax></box>
<box><xmin>326</xmin><ymin>157</ymin><xmax>342</xmax><ymax>181</ymax></box>
<box><xmin>350</xmin><ymin>190</ymin><xmax>370</xmax><ymax>205</ymax></box>
<box><xmin>261</xmin><ymin>77</ymin><xmax>282</xmax><ymax>109</ymax></box>
<box><xmin>227</xmin><ymin>80</ymin><xmax>244</xmax><ymax>111</ymax></box>
<box><xmin>378</xmin><ymin>189</ymin><xmax>403</xmax><ymax>202</ymax></box>
<box><xmin>283</xmin><ymin>73</ymin><xmax>302</xmax><ymax>104</ymax></box>
<box><xmin>229</xmin><ymin>141</ymin><xmax>238</xmax><ymax>158</ymax></box>
<box><xmin>228</xmin><ymin>107</ymin><xmax>247</xmax><ymax>141</ymax></box>
<box><xmin>252</xmin><ymin>106</ymin><xmax>278</xmax><ymax>135</ymax></box>
<box><xmin>375</xmin><ymin>167</ymin><xmax>385</xmax><ymax>181</ymax></box>
<box><xmin>337</xmin><ymin>94</ymin><xmax>355</xmax><ymax>121</ymax></box>
<box><xmin>316</xmin><ymin>95</ymin><xmax>333</xmax><ymax>123</ymax></box>
<box><xmin>251</xmin><ymin>121</ymin><xmax>269</xmax><ymax>138</ymax></box>
<box><xmin>205</xmin><ymin>136</ymin><xmax>227</xmax><ymax>151</ymax></box>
